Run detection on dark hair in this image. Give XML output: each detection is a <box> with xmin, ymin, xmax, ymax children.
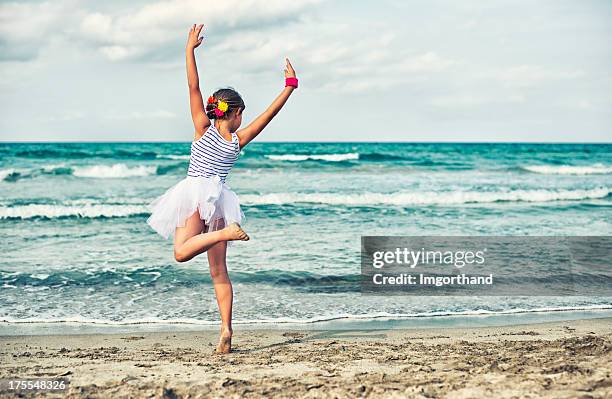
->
<box><xmin>205</xmin><ymin>87</ymin><xmax>245</xmax><ymax>120</ymax></box>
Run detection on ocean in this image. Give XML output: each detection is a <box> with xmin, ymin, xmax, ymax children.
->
<box><xmin>1</xmin><ymin>142</ymin><xmax>611</xmax><ymax>334</ymax></box>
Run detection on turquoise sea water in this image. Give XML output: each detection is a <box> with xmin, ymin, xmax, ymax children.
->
<box><xmin>1</xmin><ymin>142</ymin><xmax>611</xmax><ymax>332</ymax></box>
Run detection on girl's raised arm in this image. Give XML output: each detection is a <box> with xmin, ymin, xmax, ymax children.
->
<box><xmin>186</xmin><ymin>24</ymin><xmax>211</xmax><ymax>140</ymax></box>
<box><xmin>236</xmin><ymin>58</ymin><xmax>297</xmax><ymax>148</ymax></box>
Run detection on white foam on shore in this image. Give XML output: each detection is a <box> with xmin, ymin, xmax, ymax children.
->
<box><xmin>240</xmin><ymin>187</ymin><xmax>610</xmax><ymax>206</ymax></box>
<box><xmin>2</xmin><ymin>305</ymin><xmax>611</xmax><ymax>326</ymax></box>
<box><xmin>522</xmin><ymin>164</ymin><xmax>612</xmax><ymax>175</ymax></box>
<box><xmin>0</xmin><ymin>203</ymin><xmax>149</xmax><ymax>219</ymax></box>
<box><xmin>73</xmin><ymin>163</ymin><xmax>156</xmax><ymax>178</ymax></box>
<box><xmin>266</xmin><ymin>153</ymin><xmax>359</xmax><ymax>162</ymax></box>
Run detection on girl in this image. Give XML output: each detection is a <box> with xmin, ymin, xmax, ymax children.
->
<box><xmin>146</xmin><ymin>24</ymin><xmax>298</xmax><ymax>354</ymax></box>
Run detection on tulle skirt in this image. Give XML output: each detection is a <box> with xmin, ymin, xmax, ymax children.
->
<box><xmin>146</xmin><ymin>175</ymin><xmax>244</xmax><ymax>240</ymax></box>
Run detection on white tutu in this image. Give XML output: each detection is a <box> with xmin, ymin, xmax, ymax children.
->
<box><xmin>146</xmin><ymin>175</ymin><xmax>244</xmax><ymax>240</ymax></box>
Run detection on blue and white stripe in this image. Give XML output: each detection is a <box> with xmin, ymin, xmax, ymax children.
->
<box><xmin>187</xmin><ymin>124</ymin><xmax>240</xmax><ymax>183</ymax></box>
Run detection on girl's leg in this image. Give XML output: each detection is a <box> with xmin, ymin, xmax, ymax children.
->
<box><xmin>173</xmin><ymin>211</ymin><xmax>248</xmax><ymax>263</ymax></box>
<box><xmin>207</xmin><ymin>230</ymin><xmax>233</xmax><ymax>354</ymax></box>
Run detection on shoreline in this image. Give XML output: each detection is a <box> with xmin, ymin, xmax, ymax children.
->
<box><xmin>2</xmin><ymin>317</ymin><xmax>610</xmax><ymax>398</ymax></box>
<box><xmin>2</xmin><ymin>308</ymin><xmax>611</xmax><ymax>336</ymax></box>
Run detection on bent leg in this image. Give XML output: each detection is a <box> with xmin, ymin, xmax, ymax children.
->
<box><xmin>173</xmin><ymin>212</ymin><xmax>248</xmax><ymax>263</ymax></box>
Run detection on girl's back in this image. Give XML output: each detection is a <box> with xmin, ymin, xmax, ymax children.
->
<box><xmin>187</xmin><ymin>124</ymin><xmax>240</xmax><ymax>183</ymax></box>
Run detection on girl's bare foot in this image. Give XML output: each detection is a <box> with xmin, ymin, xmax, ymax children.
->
<box><xmin>216</xmin><ymin>327</ymin><xmax>232</xmax><ymax>354</ymax></box>
<box><xmin>223</xmin><ymin>222</ymin><xmax>249</xmax><ymax>241</ymax></box>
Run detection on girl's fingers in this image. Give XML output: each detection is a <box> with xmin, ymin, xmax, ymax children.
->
<box><xmin>189</xmin><ymin>23</ymin><xmax>204</xmax><ymax>35</ymax></box>
<box><xmin>284</xmin><ymin>58</ymin><xmax>296</xmax><ymax>78</ymax></box>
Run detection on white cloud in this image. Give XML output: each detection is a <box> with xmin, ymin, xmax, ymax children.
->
<box><xmin>78</xmin><ymin>0</ymin><xmax>322</xmax><ymax>61</ymax></box>
<box><xmin>0</xmin><ymin>1</ymin><xmax>68</xmax><ymax>41</ymax></box>
<box><xmin>1</xmin><ymin>0</ymin><xmax>609</xmax><ymax>141</ymax></box>
<box><xmin>0</xmin><ymin>1</ymin><xmax>78</xmax><ymax>61</ymax></box>
<box><xmin>400</xmin><ymin>52</ymin><xmax>457</xmax><ymax>73</ymax></box>
<box><xmin>72</xmin><ymin>0</ymin><xmax>457</xmax><ymax>93</ymax></box>
<box><xmin>429</xmin><ymin>94</ymin><xmax>490</xmax><ymax>108</ymax></box>
<box><xmin>2</xmin><ymin>0</ymin><xmax>457</xmax><ymax>94</ymax></box>
<box><xmin>206</xmin><ymin>21</ymin><xmax>458</xmax><ymax>93</ymax></box>
<box><xmin>315</xmin><ymin>51</ymin><xmax>457</xmax><ymax>92</ymax></box>
<box><xmin>497</xmin><ymin>65</ymin><xmax>584</xmax><ymax>88</ymax></box>
<box><xmin>45</xmin><ymin>110</ymin><xmax>86</xmax><ymax>122</ymax></box>
<box><xmin>107</xmin><ymin>110</ymin><xmax>177</xmax><ymax>120</ymax></box>
<box><xmin>100</xmin><ymin>45</ymin><xmax>136</xmax><ymax>61</ymax></box>
<box><xmin>575</xmin><ymin>99</ymin><xmax>592</xmax><ymax>110</ymax></box>
<box><xmin>507</xmin><ymin>94</ymin><xmax>526</xmax><ymax>103</ymax></box>
<box><xmin>80</xmin><ymin>12</ymin><xmax>113</xmax><ymax>41</ymax></box>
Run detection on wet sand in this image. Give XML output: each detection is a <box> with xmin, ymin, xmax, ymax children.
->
<box><xmin>1</xmin><ymin>318</ymin><xmax>611</xmax><ymax>398</ymax></box>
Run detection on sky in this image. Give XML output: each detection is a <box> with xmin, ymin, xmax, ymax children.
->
<box><xmin>0</xmin><ymin>0</ymin><xmax>611</xmax><ymax>142</ymax></box>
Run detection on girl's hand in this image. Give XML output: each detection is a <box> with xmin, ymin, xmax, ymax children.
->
<box><xmin>284</xmin><ymin>58</ymin><xmax>296</xmax><ymax>78</ymax></box>
<box><xmin>186</xmin><ymin>24</ymin><xmax>204</xmax><ymax>50</ymax></box>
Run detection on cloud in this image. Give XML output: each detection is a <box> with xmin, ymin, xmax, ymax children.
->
<box><xmin>425</xmin><ymin>63</ymin><xmax>588</xmax><ymax>109</ymax></box>
<box><xmin>316</xmin><ymin>51</ymin><xmax>458</xmax><ymax>93</ymax></box>
<box><xmin>2</xmin><ymin>0</ymin><xmax>457</xmax><ymax>94</ymax></box>
<box><xmin>73</xmin><ymin>0</ymin><xmax>458</xmax><ymax>92</ymax></box>
<box><xmin>1</xmin><ymin>0</ymin><xmax>609</xmax><ymax>141</ymax></box>
<box><xmin>497</xmin><ymin>65</ymin><xmax>584</xmax><ymax>88</ymax></box>
<box><xmin>0</xmin><ymin>1</ymin><xmax>78</xmax><ymax>61</ymax></box>
<box><xmin>429</xmin><ymin>94</ymin><xmax>490</xmax><ymax>108</ymax></box>
<box><xmin>78</xmin><ymin>0</ymin><xmax>321</xmax><ymax>62</ymax></box>
<box><xmin>206</xmin><ymin>21</ymin><xmax>458</xmax><ymax>93</ymax></box>
<box><xmin>106</xmin><ymin>109</ymin><xmax>177</xmax><ymax>120</ymax></box>
<box><xmin>45</xmin><ymin>110</ymin><xmax>86</xmax><ymax>122</ymax></box>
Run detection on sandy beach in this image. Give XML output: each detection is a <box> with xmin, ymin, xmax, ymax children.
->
<box><xmin>0</xmin><ymin>317</ymin><xmax>610</xmax><ymax>398</ymax></box>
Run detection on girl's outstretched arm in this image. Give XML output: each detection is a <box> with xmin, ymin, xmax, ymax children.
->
<box><xmin>186</xmin><ymin>24</ymin><xmax>211</xmax><ymax>139</ymax></box>
<box><xmin>236</xmin><ymin>58</ymin><xmax>297</xmax><ymax>148</ymax></box>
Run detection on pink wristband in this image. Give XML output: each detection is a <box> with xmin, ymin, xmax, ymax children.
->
<box><xmin>285</xmin><ymin>77</ymin><xmax>298</xmax><ymax>88</ymax></box>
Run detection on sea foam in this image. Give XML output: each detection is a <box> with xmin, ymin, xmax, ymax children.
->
<box><xmin>72</xmin><ymin>163</ymin><xmax>157</xmax><ymax>178</ymax></box>
<box><xmin>1</xmin><ymin>187</ymin><xmax>608</xmax><ymax>219</ymax></box>
<box><xmin>0</xmin><ymin>169</ymin><xmax>16</xmax><ymax>181</ymax></box>
<box><xmin>240</xmin><ymin>187</ymin><xmax>610</xmax><ymax>206</ymax></box>
<box><xmin>522</xmin><ymin>164</ymin><xmax>612</xmax><ymax>175</ymax></box>
<box><xmin>2</xmin><ymin>305</ymin><xmax>610</xmax><ymax>326</ymax></box>
<box><xmin>265</xmin><ymin>153</ymin><xmax>359</xmax><ymax>162</ymax></box>
<box><xmin>157</xmin><ymin>154</ymin><xmax>190</xmax><ymax>160</ymax></box>
<box><xmin>0</xmin><ymin>203</ymin><xmax>149</xmax><ymax>219</ymax></box>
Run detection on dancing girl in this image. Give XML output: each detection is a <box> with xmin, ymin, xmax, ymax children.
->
<box><xmin>147</xmin><ymin>24</ymin><xmax>298</xmax><ymax>353</ymax></box>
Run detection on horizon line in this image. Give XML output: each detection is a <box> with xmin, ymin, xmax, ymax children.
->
<box><xmin>1</xmin><ymin>140</ymin><xmax>611</xmax><ymax>145</ymax></box>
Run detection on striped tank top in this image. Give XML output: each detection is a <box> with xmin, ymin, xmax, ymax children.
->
<box><xmin>187</xmin><ymin>124</ymin><xmax>240</xmax><ymax>183</ymax></box>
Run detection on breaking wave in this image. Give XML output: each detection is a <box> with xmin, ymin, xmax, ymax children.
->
<box><xmin>521</xmin><ymin>164</ymin><xmax>612</xmax><ymax>175</ymax></box>
<box><xmin>241</xmin><ymin>187</ymin><xmax>611</xmax><ymax>206</ymax></box>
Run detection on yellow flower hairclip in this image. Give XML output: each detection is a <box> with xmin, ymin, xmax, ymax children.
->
<box><xmin>217</xmin><ymin>101</ymin><xmax>229</xmax><ymax>113</ymax></box>
<box><xmin>211</xmin><ymin>99</ymin><xmax>229</xmax><ymax>117</ymax></box>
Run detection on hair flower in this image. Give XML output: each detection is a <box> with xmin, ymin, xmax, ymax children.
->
<box><xmin>217</xmin><ymin>101</ymin><xmax>229</xmax><ymax>112</ymax></box>
<box><xmin>214</xmin><ymin>108</ymin><xmax>224</xmax><ymax>117</ymax></box>
<box><xmin>207</xmin><ymin>96</ymin><xmax>216</xmax><ymax>104</ymax></box>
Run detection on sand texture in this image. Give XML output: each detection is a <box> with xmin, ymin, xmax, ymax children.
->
<box><xmin>1</xmin><ymin>318</ymin><xmax>611</xmax><ymax>398</ymax></box>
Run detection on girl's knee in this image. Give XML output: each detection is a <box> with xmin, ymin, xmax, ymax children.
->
<box><xmin>174</xmin><ymin>247</ymin><xmax>191</xmax><ymax>263</ymax></box>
